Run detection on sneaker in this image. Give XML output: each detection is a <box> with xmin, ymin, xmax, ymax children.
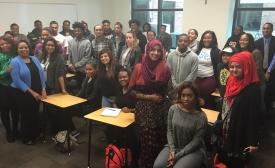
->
<box><xmin>70</xmin><ymin>131</ymin><xmax>80</xmax><ymax>137</ymax></box>
<box><xmin>272</xmin><ymin>101</ymin><xmax>275</xmax><ymax>108</ymax></box>
<box><xmin>6</xmin><ymin>133</ymin><xmax>15</xmax><ymax>143</ymax></box>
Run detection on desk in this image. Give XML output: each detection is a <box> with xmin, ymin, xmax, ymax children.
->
<box><xmin>84</xmin><ymin>108</ymin><xmax>135</xmax><ymax>168</ymax></box>
<box><xmin>42</xmin><ymin>93</ymin><xmax>87</xmax><ymax>154</ymax></box>
<box><xmin>66</xmin><ymin>73</ymin><xmax>76</xmax><ymax>78</ymax></box>
<box><xmin>211</xmin><ymin>92</ymin><xmax>221</xmax><ymax>97</ymax></box>
<box><xmin>202</xmin><ymin>108</ymin><xmax>219</xmax><ymax>123</ymax></box>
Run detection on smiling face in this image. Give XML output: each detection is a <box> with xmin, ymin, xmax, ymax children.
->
<box><xmin>126</xmin><ymin>33</ymin><xmax>135</xmax><ymax>45</ymax></box>
<box><xmin>143</xmin><ymin>24</ymin><xmax>149</xmax><ymax>32</ymax></box>
<box><xmin>45</xmin><ymin>40</ymin><xmax>55</xmax><ymax>54</ymax></box>
<box><xmin>148</xmin><ymin>45</ymin><xmax>161</xmax><ymax>61</ymax></box>
<box><xmin>118</xmin><ymin>71</ymin><xmax>130</xmax><ymax>87</ymax></box>
<box><xmin>180</xmin><ymin>87</ymin><xmax>195</xmax><ymax>108</ymax></box>
<box><xmin>130</xmin><ymin>23</ymin><xmax>139</xmax><ymax>33</ymax></box>
<box><xmin>230</xmin><ymin>62</ymin><xmax>243</xmax><ymax>78</ymax></box>
<box><xmin>100</xmin><ymin>53</ymin><xmax>110</xmax><ymax>65</ymax></box>
<box><xmin>188</xmin><ymin>29</ymin><xmax>197</xmax><ymax>42</ymax></box>
<box><xmin>203</xmin><ymin>33</ymin><xmax>213</xmax><ymax>48</ymax></box>
<box><xmin>147</xmin><ymin>31</ymin><xmax>155</xmax><ymax>41</ymax></box>
<box><xmin>94</xmin><ymin>26</ymin><xmax>103</xmax><ymax>37</ymax></box>
<box><xmin>17</xmin><ymin>42</ymin><xmax>30</xmax><ymax>58</ymax></box>
<box><xmin>239</xmin><ymin>34</ymin><xmax>249</xmax><ymax>50</ymax></box>
<box><xmin>177</xmin><ymin>35</ymin><xmax>189</xmax><ymax>51</ymax></box>
<box><xmin>85</xmin><ymin>64</ymin><xmax>96</xmax><ymax>78</ymax></box>
<box><xmin>0</xmin><ymin>39</ymin><xmax>12</xmax><ymax>53</ymax></box>
<box><xmin>221</xmin><ymin>53</ymin><xmax>232</xmax><ymax>64</ymax></box>
<box><xmin>41</xmin><ymin>30</ymin><xmax>52</xmax><ymax>41</ymax></box>
<box><xmin>11</xmin><ymin>25</ymin><xmax>19</xmax><ymax>36</ymax></box>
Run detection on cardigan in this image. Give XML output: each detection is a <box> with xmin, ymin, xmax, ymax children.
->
<box><xmin>10</xmin><ymin>56</ymin><xmax>46</xmax><ymax>92</ymax></box>
<box><xmin>37</xmin><ymin>54</ymin><xmax>65</xmax><ymax>93</ymax></box>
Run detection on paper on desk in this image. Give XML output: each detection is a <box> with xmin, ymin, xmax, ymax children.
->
<box><xmin>100</xmin><ymin>108</ymin><xmax>121</xmax><ymax>117</ymax></box>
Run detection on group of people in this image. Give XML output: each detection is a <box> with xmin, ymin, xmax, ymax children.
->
<box><xmin>0</xmin><ymin>18</ymin><xmax>274</xmax><ymax>168</ymax></box>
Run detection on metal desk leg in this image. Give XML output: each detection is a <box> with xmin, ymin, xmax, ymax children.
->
<box><xmin>88</xmin><ymin>120</ymin><xmax>92</xmax><ymax>168</ymax></box>
<box><xmin>68</xmin><ymin>129</ymin><xmax>71</xmax><ymax>155</ymax></box>
<box><xmin>43</xmin><ymin>103</ymin><xmax>46</xmax><ymax>142</ymax></box>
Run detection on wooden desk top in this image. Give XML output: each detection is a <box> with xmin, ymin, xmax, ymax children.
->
<box><xmin>202</xmin><ymin>108</ymin><xmax>219</xmax><ymax>123</ymax></box>
<box><xmin>66</xmin><ymin>73</ymin><xmax>76</xmax><ymax>78</ymax></box>
<box><xmin>42</xmin><ymin>93</ymin><xmax>87</xmax><ymax>108</ymax></box>
<box><xmin>211</xmin><ymin>92</ymin><xmax>221</xmax><ymax>97</ymax></box>
<box><xmin>84</xmin><ymin>108</ymin><xmax>135</xmax><ymax>128</ymax></box>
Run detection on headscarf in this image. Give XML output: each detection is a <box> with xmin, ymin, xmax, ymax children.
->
<box><xmin>128</xmin><ymin>39</ymin><xmax>172</xmax><ymax>97</ymax></box>
<box><xmin>225</xmin><ymin>51</ymin><xmax>258</xmax><ymax>101</ymax></box>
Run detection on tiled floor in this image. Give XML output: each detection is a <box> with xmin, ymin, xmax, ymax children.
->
<box><xmin>0</xmin><ymin>108</ymin><xmax>275</xmax><ymax>168</ymax></box>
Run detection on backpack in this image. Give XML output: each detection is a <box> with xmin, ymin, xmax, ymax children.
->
<box><xmin>53</xmin><ymin>130</ymin><xmax>78</xmax><ymax>153</ymax></box>
<box><xmin>105</xmin><ymin>143</ymin><xmax>132</xmax><ymax>168</ymax></box>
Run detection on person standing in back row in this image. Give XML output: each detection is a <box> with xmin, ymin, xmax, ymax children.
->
<box><xmin>27</xmin><ymin>20</ymin><xmax>43</xmax><ymax>54</ymax></box>
<box><xmin>50</xmin><ymin>21</ymin><xmax>68</xmax><ymax>51</ymax></box>
<box><xmin>157</xmin><ymin>25</ymin><xmax>172</xmax><ymax>55</ymax></box>
<box><xmin>102</xmin><ymin>20</ymin><xmax>113</xmax><ymax>39</ymax></box>
<box><xmin>128</xmin><ymin>19</ymin><xmax>147</xmax><ymax>54</ymax></box>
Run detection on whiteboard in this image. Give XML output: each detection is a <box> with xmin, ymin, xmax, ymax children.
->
<box><xmin>0</xmin><ymin>2</ymin><xmax>78</xmax><ymax>36</ymax></box>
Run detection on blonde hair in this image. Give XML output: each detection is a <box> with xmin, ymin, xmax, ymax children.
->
<box><xmin>126</xmin><ymin>31</ymin><xmax>139</xmax><ymax>52</ymax></box>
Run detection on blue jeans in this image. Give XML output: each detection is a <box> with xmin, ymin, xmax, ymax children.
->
<box><xmin>260</xmin><ymin>84</ymin><xmax>267</xmax><ymax>125</ymax></box>
<box><xmin>102</xmin><ymin>96</ymin><xmax>114</xmax><ymax>108</ymax></box>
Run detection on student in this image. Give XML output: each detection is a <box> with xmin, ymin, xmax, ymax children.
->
<box><xmin>91</xmin><ymin>25</ymin><xmax>116</xmax><ymax>63</ymax></box>
<box><xmin>188</xmin><ymin>29</ymin><xmax>199</xmax><ymax>53</ymax></box>
<box><xmin>195</xmin><ymin>30</ymin><xmax>220</xmax><ymax>109</ymax></box>
<box><xmin>147</xmin><ymin>30</ymin><xmax>156</xmax><ymax>41</ymax></box>
<box><xmin>111</xmin><ymin>22</ymin><xmax>126</xmax><ymax>59</ymax></box>
<box><xmin>68</xmin><ymin>22</ymin><xmax>91</xmax><ymax>89</ymax></box>
<box><xmin>224</xmin><ymin>25</ymin><xmax>244</xmax><ymax>48</ymax></box>
<box><xmin>27</xmin><ymin>20</ymin><xmax>43</xmax><ymax>53</ymax></box>
<box><xmin>157</xmin><ymin>25</ymin><xmax>172</xmax><ymax>54</ymax></box>
<box><xmin>142</xmin><ymin>22</ymin><xmax>151</xmax><ymax>38</ymax></box>
<box><xmin>59</xmin><ymin>20</ymin><xmax>75</xmax><ymax>44</ymax></box>
<box><xmin>128</xmin><ymin>19</ymin><xmax>147</xmax><ymax>54</ymax></box>
<box><xmin>166</xmin><ymin>34</ymin><xmax>198</xmax><ymax>88</ymax></box>
<box><xmin>10</xmin><ymin>40</ymin><xmax>46</xmax><ymax>145</ymax></box>
<box><xmin>215</xmin><ymin>52</ymin><xmax>260</xmax><ymax>168</ymax></box>
<box><xmin>119</xmin><ymin>31</ymin><xmax>141</xmax><ymax>70</ymax></box>
<box><xmin>128</xmin><ymin>40</ymin><xmax>177</xmax><ymax>168</ymax></box>
<box><xmin>153</xmin><ymin>81</ymin><xmax>207</xmax><ymax>168</ymax></box>
<box><xmin>4</xmin><ymin>31</ymin><xmax>14</xmax><ymax>40</ymax></box>
<box><xmin>37</xmin><ymin>37</ymin><xmax>67</xmax><ymax>95</ymax></box>
<box><xmin>34</xmin><ymin>27</ymin><xmax>66</xmax><ymax>58</ymax></box>
<box><xmin>236</xmin><ymin>33</ymin><xmax>266</xmax><ymax>125</ymax></box>
<box><xmin>102</xmin><ymin>20</ymin><xmax>113</xmax><ymax>39</ymax></box>
<box><xmin>0</xmin><ymin>36</ymin><xmax>19</xmax><ymax>143</ymax></box>
<box><xmin>10</xmin><ymin>23</ymin><xmax>29</xmax><ymax>44</ymax></box>
<box><xmin>81</xmin><ymin>21</ymin><xmax>95</xmax><ymax>42</ymax></box>
<box><xmin>50</xmin><ymin>21</ymin><xmax>68</xmax><ymax>50</ymax></box>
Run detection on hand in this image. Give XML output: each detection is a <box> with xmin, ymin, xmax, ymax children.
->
<box><xmin>249</xmin><ymin>146</ymin><xmax>258</xmax><ymax>153</ymax></box>
<box><xmin>215</xmin><ymin>88</ymin><xmax>220</xmax><ymax>94</ymax></box>
<box><xmin>122</xmin><ymin>107</ymin><xmax>131</xmax><ymax>113</ymax></box>
<box><xmin>150</xmin><ymin>94</ymin><xmax>163</xmax><ymax>103</ymax></box>
<box><xmin>32</xmin><ymin>92</ymin><xmax>42</xmax><ymax>101</ymax></box>
<box><xmin>69</xmin><ymin>65</ymin><xmax>77</xmax><ymax>72</ymax></box>
<box><xmin>6</xmin><ymin>65</ymin><xmax>12</xmax><ymax>73</ymax></box>
<box><xmin>62</xmin><ymin>89</ymin><xmax>69</xmax><ymax>95</ymax></box>
<box><xmin>41</xmin><ymin>89</ymin><xmax>47</xmax><ymax>100</ymax></box>
<box><xmin>265</xmin><ymin>72</ymin><xmax>270</xmax><ymax>81</ymax></box>
<box><xmin>167</xmin><ymin>152</ymin><xmax>175</xmax><ymax>168</ymax></box>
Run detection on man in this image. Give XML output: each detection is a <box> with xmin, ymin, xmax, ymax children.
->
<box><xmin>59</xmin><ymin>20</ymin><xmax>75</xmax><ymax>42</ymax></box>
<box><xmin>102</xmin><ymin>20</ymin><xmax>113</xmax><ymax>39</ymax></box>
<box><xmin>255</xmin><ymin>22</ymin><xmax>275</xmax><ymax>114</ymax></box>
<box><xmin>91</xmin><ymin>25</ymin><xmax>116</xmax><ymax>62</ymax></box>
<box><xmin>50</xmin><ymin>21</ymin><xmax>68</xmax><ymax>50</ymax></box>
<box><xmin>128</xmin><ymin>19</ymin><xmax>147</xmax><ymax>54</ymax></box>
<box><xmin>166</xmin><ymin>34</ymin><xmax>198</xmax><ymax>88</ymax></box>
<box><xmin>68</xmin><ymin>22</ymin><xmax>91</xmax><ymax>89</ymax></box>
<box><xmin>27</xmin><ymin>20</ymin><xmax>43</xmax><ymax>52</ymax></box>
<box><xmin>157</xmin><ymin>25</ymin><xmax>172</xmax><ymax>54</ymax></box>
<box><xmin>224</xmin><ymin>25</ymin><xmax>244</xmax><ymax>48</ymax></box>
<box><xmin>81</xmin><ymin>21</ymin><xmax>95</xmax><ymax>42</ymax></box>
<box><xmin>111</xmin><ymin>22</ymin><xmax>125</xmax><ymax>60</ymax></box>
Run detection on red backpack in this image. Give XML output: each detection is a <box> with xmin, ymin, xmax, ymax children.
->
<box><xmin>105</xmin><ymin>143</ymin><xmax>132</xmax><ymax>168</ymax></box>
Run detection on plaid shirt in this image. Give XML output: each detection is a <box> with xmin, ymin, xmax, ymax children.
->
<box><xmin>91</xmin><ymin>37</ymin><xmax>116</xmax><ymax>62</ymax></box>
<box><xmin>34</xmin><ymin>42</ymin><xmax>66</xmax><ymax>58</ymax></box>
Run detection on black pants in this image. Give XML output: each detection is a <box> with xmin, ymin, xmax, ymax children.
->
<box><xmin>11</xmin><ymin>88</ymin><xmax>40</xmax><ymax>143</ymax></box>
<box><xmin>0</xmin><ymin>84</ymin><xmax>19</xmax><ymax>133</ymax></box>
<box><xmin>68</xmin><ymin>69</ymin><xmax>86</xmax><ymax>90</ymax></box>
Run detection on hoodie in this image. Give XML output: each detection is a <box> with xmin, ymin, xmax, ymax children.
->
<box><xmin>83</xmin><ymin>30</ymin><xmax>95</xmax><ymax>42</ymax></box>
<box><xmin>103</xmin><ymin>28</ymin><xmax>113</xmax><ymax>39</ymax></box>
<box><xmin>166</xmin><ymin>47</ymin><xmax>198</xmax><ymax>88</ymax></box>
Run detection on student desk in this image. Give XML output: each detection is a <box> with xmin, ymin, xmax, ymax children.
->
<box><xmin>41</xmin><ymin>93</ymin><xmax>87</xmax><ymax>155</ymax></box>
<box><xmin>202</xmin><ymin>108</ymin><xmax>219</xmax><ymax>123</ymax></box>
<box><xmin>84</xmin><ymin>108</ymin><xmax>135</xmax><ymax>168</ymax></box>
<box><xmin>66</xmin><ymin>73</ymin><xmax>76</xmax><ymax>78</ymax></box>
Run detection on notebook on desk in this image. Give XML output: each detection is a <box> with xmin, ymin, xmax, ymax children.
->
<box><xmin>100</xmin><ymin>108</ymin><xmax>121</xmax><ymax>117</ymax></box>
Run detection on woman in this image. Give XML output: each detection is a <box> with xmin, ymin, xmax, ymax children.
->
<box><xmin>142</xmin><ymin>22</ymin><xmax>151</xmax><ymax>38</ymax></box>
<box><xmin>98</xmin><ymin>48</ymin><xmax>123</xmax><ymax>108</ymax></box>
<box><xmin>195</xmin><ymin>30</ymin><xmax>220</xmax><ymax>109</ymax></box>
<box><xmin>10</xmin><ymin>23</ymin><xmax>29</xmax><ymax>44</ymax></box>
<box><xmin>215</xmin><ymin>51</ymin><xmax>261</xmax><ymax>167</ymax></box>
<box><xmin>147</xmin><ymin>30</ymin><xmax>156</xmax><ymax>42</ymax></box>
<box><xmin>154</xmin><ymin>81</ymin><xmax>208</xmax><ymax>168</ymax></box>
<box><xmin>188</xmin><ymin>29</ymin><xmax>199</xmax><ymax>53</ymax></box>
<box><xmin>128</xmin><ymin>39</ymin><xmax>177</xmax><ymax>168</ymax></box>
<box><xmin>236</xmin><ymin>33</ymin><xmax>266</xmax><ymax>125</ymax></box>
<box><xmin>0</xmin><ymin>36</ymin><xmax>20</xmax><ymax>143</ymax></box>
<box><xmin>37</xmin><ymin>37</ymin><xmax>67</xmax><ymax>95</ymax></box>
<box><xmin>10</xmin><ymin>40</ymin><xmax>46</xmax><ymax>145</ymax></box>
<box><xmin>119</xmin><ymin>31</ymin><xmax>141</xmax><ymax>70</ymax></box>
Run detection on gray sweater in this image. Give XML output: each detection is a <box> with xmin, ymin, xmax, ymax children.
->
<box><xmin>166</xmin><ymin>47</ymin><xmax>198</xmax><ymax>88</ymax></box>
<box><xmin>167</xmin><ymin>104</ymin><xmax>208</xmax><ymax>165</ymax></box>
<box><xmin>68</xmin><ymin>37</ymin><xmax>91</xmax><ymax>73</ymax></box>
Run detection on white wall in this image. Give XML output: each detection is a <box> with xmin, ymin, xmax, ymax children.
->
<box><xmin>182</xmin><ymin>0</ymin><xmax>236</xmax><ymax>48</ymax></box>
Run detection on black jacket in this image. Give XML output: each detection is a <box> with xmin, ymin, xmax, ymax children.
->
<box><xmin>27</xmin><ymin>29</ymin><xmax>41</xmax><ymax>52</ymax></box>
<box><xmin>59</xmin><ymin>29</ymin><xmax>75</xmax><ymax>38</ymax></box>
<box><xmin>103</xmin><ymin>28</ymin><xmax>113</xmax><ymax>39</ymax></box>
<box><xmin>217</xmin><ymin>62</ymin><xmax>229</xmax><ymax>98</ymax></box>
<box><xmin>111</xmin><ymin>33</ymin><xmax>126</xmax><ymax>59</ymax></box>
<box><xmin>84</xmin><ymin>30</ymin><xmax>95</xmax><ymax>42</ymax></box>
<box><xmin>120</xmin><ymin>46</ymin><xmax>142</xmax><ymax>70</ymax></box>
<box><xmin>135</xmin><ymin>30</ymin><xmax>147</xmax><ymax>54</ymax></box>
<box><xmin>224</xmin><ymin>35</ymin><xmax>240</xmax><ymax>48</ymax></box>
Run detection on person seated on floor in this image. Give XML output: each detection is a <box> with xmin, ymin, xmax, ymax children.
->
<box><xmin>104</xmin><ymin>68</ymin><xmax>140</xmax><ymax>168</ymax></box>
<box><xmin>58</xmin><ymin>60</ymin><xmax>101</xmax><ymax>137</ymax></box>
<box><xmin>153</xmin><ymin>81</ymin><xmax>208</xmax><ymax>168</ymax></box>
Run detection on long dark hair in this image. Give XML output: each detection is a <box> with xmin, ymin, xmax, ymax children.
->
<box><xmin>235</xmin><ymin>33</ymin><xmax>256</xmax><ymax>53</ymax></box>
<box><xmin>41</xmin><ymin>37</ymin><xmax>60</xmax><ymax>63</ymax></box>
<box><xmin>0</xmin><ymin>36</ymin><xmax>15</xmax><ymax>55</ymax></box>
<box><xmin>177</xmin><ymin>81</ymin><xmax>204</xmax><ymax>111</ymax></box>
<box><xmin>98</xmin><ymin>48</ymin><xmax>116</xmax><ymax>83</ymax></box>
<box><xmin>15</xmin><ymin>40</ymin><xmax>31</xmax><ymax>56</ymax></box>
<box><xmin>198</xmin><ymin>30</ymin><xmax>218</xmax><ymax>49</ymax></box>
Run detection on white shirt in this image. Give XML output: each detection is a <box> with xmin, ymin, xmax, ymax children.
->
<box><xmin>65</xmin><ymin>36</ymin><xmax>74</xmax><ymax>54</ymax></box>
<box><xmin>41</xmin><ymin>61</ymin><xmax>49</xmax><ymax>82</ymax></box>
<box><xmin>53</xmin><ymin>33</ymin><xmax>68</xmax><ymax>48</ymax></box>
<box><xmin>197</xmin><ymin>48</ymin><xmax>214</xmax><ymax>78</ymax></box>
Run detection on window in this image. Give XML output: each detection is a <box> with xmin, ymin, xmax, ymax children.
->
<box><xmin>233</xmin><ymin>0</ymin><xmax>275</xmax><ymax>40</ymax></box>
<box><xmin>132</xmin><ymin>0</ymin><xmax>183</xmax><ymax>49</ymax></box>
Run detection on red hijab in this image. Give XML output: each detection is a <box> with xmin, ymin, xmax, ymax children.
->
<box><xmin>225</xmin><ymin>51</ymin><xmax>258</xmax><ymax>100</ymax></box>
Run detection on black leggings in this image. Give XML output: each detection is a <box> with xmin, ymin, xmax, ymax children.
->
<box><xmin>0</xmin><ymin>84</ymin><xmax>19</xmax><ymax>133</ymax></box>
